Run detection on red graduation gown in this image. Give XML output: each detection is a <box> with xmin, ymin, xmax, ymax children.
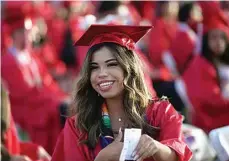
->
<box><xmin>168</xmin><ymin>23</ymin><xmax>197</xmax><ymax>74</ymax></box>
<box><xmin>1</xmin><ymin>51</ymin><xmax>67</xmax><ymax>154</ymax></box>
<box><xmin>36</xmin><ymin>1</ymin><xmax>66</xmax><ymax>57</ymax></box>
<box><xmin>51</xmin><ymin>101</ymin><xmax>192</xmax><ymax>161</ymax></box>
<box><xmin>4</xmin><ymin>116</ymin><xmax>47</xmax><ymax>161</ymax></box>
<box><xmin>48</xmin><ymin>17</ymin><xmax>67</xmax><ymax>57</ymax></box>
<box><xmin>182</xmin><ymin>55</ymin><xmax>229</xmax><ymax>133</ymax></box>
<box><xmin>131</xmin><ymin>1</ymin><xmax>156</xmax><ymax>22</ymax></box>
<box><xmin>148</xmin><ymin>18</ymin><xmax>178</xmax><ymax>81</ymax></box>
<box><xmin>33</xmin><ymin>42</ymin><xmax>67</xmax><ymax>76</ymax></box>
<box><xmin>149</xmin><ymin>18</ymin><xmax>178</xmax><ymax>68</ymax></box>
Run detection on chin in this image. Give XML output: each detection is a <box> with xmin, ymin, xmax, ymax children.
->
<box><xmin>101</xmin><ymin>94</ymin><xmax>117</xmax><ymax>99</ymax></box>
<box><xmin>99</xmin><ymin>89</ymin><xmax>124</xmax><ymax>99</ymax></box>
<box><xmin>100</xmin><ymin>91</ymin><xmax>122</xmax><ymax>99</ymax></box>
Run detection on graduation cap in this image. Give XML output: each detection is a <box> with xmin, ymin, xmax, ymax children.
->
<box><xmin>206</xmin><ymin>19</ymin><xmax>229</xmax><ymax>38</ymax></box>
<box><xmin>3</xmin><ymin>1</ymin><xmax>35</xmax><ymax>34</ymax></box>
<box><xmin>74</xmin><ymin>24</ymin><xmax>152</xmax><ymax>50</ymax></box>
<box><xmin>200</xmin><ymin>2</ymin><xmax>229</xmax><ymax>38</ymax></box>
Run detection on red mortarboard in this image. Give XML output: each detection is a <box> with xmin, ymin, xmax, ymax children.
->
<box><xmin>74</xmin><ymin>24</ymin><xmax>152</xmax><ymax>50</ymax></box>
<box><xmin>3</xmin><ymin>1</ymin><xmax>34</xmax><ymax>20</ymax></box>
<box><xmin>3</xmin><ymin>1</ymin><xmax>35</xmax><ymax>34</ymax></box>
<box><xmin>199</xmin><ymin>2</ymin><xmax>229</xmax><ymax>38</ymax></box>
<box><xmin>206</xmin><ymin>19</ymin><xmax>229</xmax><ymax>39</ymax></box>
<box><xmin>199</xmin><ymin>2</ymin><xmax>229</xmax><ymax>28</ymax></box>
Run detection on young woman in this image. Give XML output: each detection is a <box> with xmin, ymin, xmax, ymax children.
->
<box><xmin>51</xmin><ymin>25</ymin><xmax>192</xmax><ymax>161</ymax></box>
<box><xmin>181</xmin><ymin>24</ymin><xmax>229</xmax><ymax>133</ymax></box>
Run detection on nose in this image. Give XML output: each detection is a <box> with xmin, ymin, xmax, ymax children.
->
<box><xmin>98</xmin><ymin>67</ymin><xmax>108</xmax><ymax>78</ymax></box>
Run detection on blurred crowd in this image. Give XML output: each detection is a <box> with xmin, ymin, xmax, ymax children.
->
<box><xmin>1</xmin><ymin>1</ymin><xmax>229</xmax><ymax>161</ymax></box>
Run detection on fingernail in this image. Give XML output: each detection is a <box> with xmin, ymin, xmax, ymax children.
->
<box><xmin>134</xmin><ymin>154</ymin><xmax>139</xmax><ymax>160</ymax></box>
<box><xmin>132</xmin><ymin>151</ymin><xmax>136</xmax><ymax>157</ymax></box>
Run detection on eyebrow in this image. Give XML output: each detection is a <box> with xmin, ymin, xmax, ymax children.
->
<box><xmin>105</xmin><ymin>59</ymin><xmax>117</xmax><ymax>63</ymax></box>
<box><xmin>90</xmin><ymin>59</ymin><xmax>117</xmax><ymax>65</ymax></box>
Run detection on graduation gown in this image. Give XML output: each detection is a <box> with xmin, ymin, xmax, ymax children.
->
<box><xmin>51</xmin><ymin>101</ymin><xmax>192</xmax><ymax>161</ymax></box>
<box><xmin>163</xmin><ymin>23</ymin><xmax>197</xmax><ymax>75</ymax></box>
<box><xmin>182</xmin><ymin>55</ymin><xmax>229</xmax><ymax>133</ymax></box>
<box><xmin>131</xmin><ymin>1</ymin><xmax>156</xmax><ymax>22</ymax></box>
<box><xmin>1</xmin><ymin>49</ymin><xmax>67</xmax><ymax>154</ymax></box>
<box><xmin>3</xmin><ymin>116</ymin><xmax>48</xmax><ymax>161</ymax></box>
<box><xmin>34</xmin><ymin>42</ymin><xmax>67</xmax><ymax>77</ymax></box>
<box><xmin>149</xmin><ymin>18</ymin><xmax>178</xmax><ymax>68</ymax></box>
<box><xmin>148</xmin><ymin>18</ymin><xmax>178</xmax><ymax>81</ymax></box>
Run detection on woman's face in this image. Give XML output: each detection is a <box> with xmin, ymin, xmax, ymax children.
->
<box><xmin>90</xmin><ymin>46</ymin><xmax>124</xmax><ymax>99</ymax></box>
<box><xmin>208</xmin><ymin>29</ymin><xmax>227</xmax><ymax>56</ymax></box>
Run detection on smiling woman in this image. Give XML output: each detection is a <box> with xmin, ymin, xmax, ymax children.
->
<box><xmin>90</xmin><ymin>46</ymin><xmax>125</xmax><ymax>98</ymax></box>
<box><xmin>51</xmin><ymin>25</ymin><xmax>192</xmax><ymax>161</ymax></box>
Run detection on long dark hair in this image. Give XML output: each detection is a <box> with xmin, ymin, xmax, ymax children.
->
<box><xmin>202</xmin><ymin>29</ymin><xmax>229</xmax><ymax>87</ymax></box>
<box><xmin>178</xmin><ymin>2</ymin><xmax>194</xmax><ymax>22</ymax></box>
<box><xmin>72</xmin><ymin>42</ymin><xmax>159</xmax><ymax>148</ymax></box>
<box><xmin>202</xmin><ymin>30</ymin><xmax>229</xmax><ymax>65</ymax></box>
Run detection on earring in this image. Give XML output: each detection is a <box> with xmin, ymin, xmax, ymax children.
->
<box><xmin>98</xmin><ymin>93</ymin><xmax>100</xmax><ymax>96</ymax></box>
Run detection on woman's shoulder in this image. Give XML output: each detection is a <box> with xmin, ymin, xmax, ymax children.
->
<box><xmin>146</xmin><ymin>96</ymin><xmax>174</xmax><ymax>114</ymax></box>
<box><xmin>145</xmin><ymin>97</ymin><xmax>182</xmax><ymax>126</ymax></box>
<box><xmin>63</xmin><ymin>116</ymin><xmax>84</xmax><ymax>138</ymax></box>
<box><xmin>64</xmin><ymin>116</ymin><xmax>76</xmax><ymax>132</ymax></box>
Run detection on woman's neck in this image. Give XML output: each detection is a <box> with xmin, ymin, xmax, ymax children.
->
<box><xmin>105</xmin><ymin>96</ymin><xmax>125</xmax><ymax>118</ymax></box>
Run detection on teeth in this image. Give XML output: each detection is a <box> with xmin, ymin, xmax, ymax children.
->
<box><xmin>99</xmin><ymin>82</ymin><xmax>113</xmax><ymax>87</ymax></box>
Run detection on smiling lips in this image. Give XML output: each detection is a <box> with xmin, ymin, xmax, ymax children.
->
<box><xmin>98</xmin><ymin>81</ymin><xmax>114</xmax><ymax>92</ymax></box>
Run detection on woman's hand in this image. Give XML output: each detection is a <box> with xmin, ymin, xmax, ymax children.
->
<box><xmin>132</xmin><ymin>134</ymin><xmax>159</xmax><ymax>161</ymax></box>
<box><xmin>95</xmin><ymin>128</ymin><xmax>123</xmax><ymax>161</ymax></box>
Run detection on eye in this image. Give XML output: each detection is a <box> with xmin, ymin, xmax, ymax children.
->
<box><xmin>90</xmin><ymin>66</ymin><xmax>98</xmax><ymax>70</ymax></box>
<box><xmin>107</xmin><ymin>62</ymin><xmax>118</xmax><ymax>67</ymax></box>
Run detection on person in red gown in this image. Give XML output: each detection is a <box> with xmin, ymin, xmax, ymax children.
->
<box><xmin>159</xmin><ymin>3</ymin><xmax>203</xmax><ymax>115</ymax></box>
<box><xmin>182</xmin><ymin>22</ymin><xmax>229</xmax><ymax>133</ymax></box>
<box><xmin>1</xmin><ymin>2</ymin><xmax>69</xmax><ymax>154</ymax></box>
<box><xmin>163</xmin><ymin>2</ymin><xmax>203</xmax><ymax>77</ymax></box>
<box><xmin>148</xmin><ymin>1</ymin><xmax>179</xmax><ymax>72</ymax></box>
<box><xmin>146</xmin><ymin>2</ymin><xmax>187</xmax><ymax>114</ymax></box>
<box><xmin>1</xmin><ymin>84</ymin><xmax>51</xmax><ymax>161</ymax></box>
<box><xmin>51</xmin><ymin>25</ymin><xmax>192</xmax><ymax>161</ymax></box>
<box><xmin>130</xmin><ymin>1</ymin><xmax>156</xmax><ymax>23</ymax></box>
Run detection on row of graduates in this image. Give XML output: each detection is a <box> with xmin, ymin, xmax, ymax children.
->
<box><xmin>1</xmin><ymin>1</ymin><xmax>73</xmax><ymax>156</ymax></box>
<box><xmin>1</xmin><ymin>0</ymin><xmax>229</xmax><ymax>158</ymax></box>
<box><xmin>148</xmin><ymin>1</ymin><xmax>229</xmax><ymax>134</ymax></box>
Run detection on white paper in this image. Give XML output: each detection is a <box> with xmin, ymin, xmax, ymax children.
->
<box><xmin>119</xmin><ymin>128</ymin><xmax>142</xmax><ymax>161</ymax></box>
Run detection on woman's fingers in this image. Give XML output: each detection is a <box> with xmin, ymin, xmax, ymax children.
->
<box><xmin>114</xmin><ymin>127</ymin><xmax>123</xmax><ymax>142</ymax></box>
<box><xmin>136</xmin><ymin>142</ymin><xmax>158</xmax><ymax>161</ymax></box>
<box><xmin>132</xmin><ymin>134</ymin><xmax>158</xmax><ymax>161</ymax></box>
<box><xmin>132</xmin><ymin>135</ymin><xmax>147</xmax><ymax>159</ymax></box>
